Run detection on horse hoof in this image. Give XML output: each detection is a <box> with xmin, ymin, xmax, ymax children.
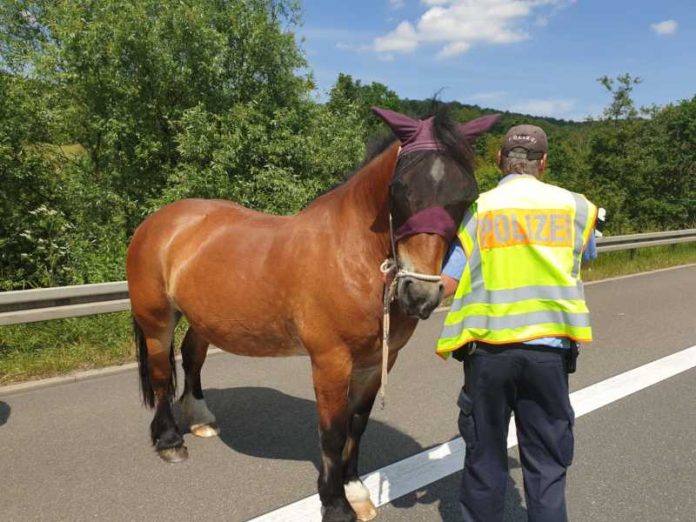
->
<box><xmin>350</xmin><ymin>499</ymin><xmax>377</xmax><ymax>521</ymax></box>
<box><xmin>321</xmin><ymin>503</ymin><xmax>357</xmax><ymax>522</ymax></box>
<box><xmin>191</xmin><ymin>422</ymin><xmax>220</xmax><ymax>438</ymax></box>
<box><xmin>158</xmin><ymin>445</ymin><xmax>188</xmax><ymax>463</ymax></box>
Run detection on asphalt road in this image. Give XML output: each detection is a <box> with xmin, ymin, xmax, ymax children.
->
<box><xmin>1</xmin><ymin>265</ymin><xmax>695</xmax><ymax>521</ymax></box>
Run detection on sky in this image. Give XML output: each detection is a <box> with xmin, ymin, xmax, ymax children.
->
<box><xmin>296</xmin><ymin>0</ymin><xmax>696</xmax><ymax>121</ymax></box>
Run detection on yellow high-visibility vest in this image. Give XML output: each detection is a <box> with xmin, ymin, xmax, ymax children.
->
<box><xmin>437</xmin><ymin>175</ymin><xmax>597</xmax><ymax>357</ymax></box>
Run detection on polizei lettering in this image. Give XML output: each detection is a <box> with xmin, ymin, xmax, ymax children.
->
<box><xmin>479</xmin><ymin>209</ymin><xmax>572</xmax><ymax>249</ymax></box>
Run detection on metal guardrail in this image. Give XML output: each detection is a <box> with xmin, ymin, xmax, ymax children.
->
<box><xmin>1</xmin><ymin>229</ymin><xmax>695</xmax><ymax>326</ymax></box>
<box><xmin>595</xmin><ymin>228</ymin><xmax>696</xmax><ymax>253</ymax></box>
<box><xmin>0</xmin><ymin>282</ymin><xmax>129</xmax><ymax>325</ymax></box>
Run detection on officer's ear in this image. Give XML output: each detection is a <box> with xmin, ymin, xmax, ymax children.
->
<box><xmin>539</xmin><ymin>153</ymin><xmax>548</xmax><ymax>176</ymax></box>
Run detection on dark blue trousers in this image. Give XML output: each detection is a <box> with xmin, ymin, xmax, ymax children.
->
<box><xmin>458</xmin><ymin>343</ymin><xmax>575</xmax><ymax>522</ymax></box>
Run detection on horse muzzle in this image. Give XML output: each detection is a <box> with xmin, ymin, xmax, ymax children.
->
<box><xmin>395</xmin><ymin>276</ymin><xmax>444</xmax><ymax>320</ymax></box>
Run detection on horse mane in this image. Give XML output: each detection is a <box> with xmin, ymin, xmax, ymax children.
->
<box><xmin>361</xmin><ymin>134</ymin><xmax>398</xmax><ymax>168</ymax></box>
<box><xmin>314</xmin><ymin>104</ymin><xmax>475</xmax><ymax>203</ymax></box>
<box><xmin>433</xmin><ymin>105</ymin><xmax>476</xmax><ymax>174</ymax></box>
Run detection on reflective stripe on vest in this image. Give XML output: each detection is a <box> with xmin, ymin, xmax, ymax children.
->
<box><xmin>437</xmin><ymin>177</ymin><xmax>597</xmax><ymax>356</ymax></box>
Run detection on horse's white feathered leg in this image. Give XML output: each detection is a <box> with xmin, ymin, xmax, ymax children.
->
<box><xmin>345</xmin><ymin>480</ymin><xmax>377</xmax><ymax>521</ymax></box>
<box><xmin>180</xmin><ymin>392</ymin><xmax>219</xmax><ymax>438</ymax></box>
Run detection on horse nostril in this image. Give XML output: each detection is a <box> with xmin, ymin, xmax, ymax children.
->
<box><xmin>418</xmin><ymin>302</ymin><xmax>434</xmax><ymax>320</ymax></box>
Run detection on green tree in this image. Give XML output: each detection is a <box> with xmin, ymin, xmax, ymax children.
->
<box><xmin>598</xmin><ymin>74</ymin><xmax>643</xmax><ymax>121</ymax></box>
<box><xmin>328</xmin><ymin>73</ymin><xmax>402</xmax><ymax>139</ymax></box>
<box><xmin>1</xmin><ymin>0</ymin><xmax>368</xmax><ymax>289</ymax></box>
<box><xmin>0</xmin><ymin>72</ymin><xmax>129</xmax><ymax>288</ymax></box>
<box><xmin>586</xmin><ymin>74</ymin><xmax>695</xmax><ymax>232</ymax></box>
<box><xmin>585</xmin><ymin>75</ymin><xmax>648</xmax><ymax>232</ymax></box>
<box><xmin>0</xmin><ymin>73</ymin><xmax>66</xmax><ymax>288</ymax></box>
<box><xmin>156</xmin><ymin>99</ymin><xmax>365</xmax><ymax>214</ymax></box>
<box><xmin>640</xmin><ymin>97</ymin><xmax>696</xmax><ymax>228</ymax></box>
<box><xmin>1</xmin><ymin>0</ymin><xmax>308</xmax><ymax>227</ymax></box>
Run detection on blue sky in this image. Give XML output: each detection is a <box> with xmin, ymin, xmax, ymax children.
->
<box><xmin>296</xmin><ymin>0</ymin><xmax>695</xmax><ymax>121</ymax></box>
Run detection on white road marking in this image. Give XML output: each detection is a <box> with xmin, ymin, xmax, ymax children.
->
<box><xmin>247</xmin><ymin>343</ymin><xmax>696</xmax><ymax>521</ymax></box>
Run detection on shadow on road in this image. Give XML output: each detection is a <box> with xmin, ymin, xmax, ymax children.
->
<box><xmin>192</xmin><ymin>387</ymin><xmax>527</xmax><ymax>521</ymax></box>
<box><xmin>0</xmin><ymin>401</ymin><xmax>10</xmax><ymax>427</ymax></box>
<box><xmin>199</xmin><ymin>387</ymin><xmax>425</xmax><ymax>473</ymax></box>
<box><xmin>389</xmin><ymin>455</ymin><xmax>527</xmax><ymax>521</ymax></box>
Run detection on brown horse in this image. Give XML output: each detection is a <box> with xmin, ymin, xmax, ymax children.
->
<box><xmin>127</xmin><ymin>107</ymin><xmax>498</xmax><ymax>522</ymax></box>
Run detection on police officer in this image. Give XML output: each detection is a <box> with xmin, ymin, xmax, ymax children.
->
<box><xmin>438</xmin><ymin>125</ymin><xmax>598</xmax><ymax>522</ymax></box>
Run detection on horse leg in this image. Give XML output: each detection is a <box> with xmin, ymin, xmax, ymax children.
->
<box><xmin>312</xmin><ymin>350</ymin><xmax>357</xmax><ymax>522</ymax></box>
<box><xmin>179</xmin><ymin>326</ymin><xmax>219</xmax><ymax>438</ymax></box>
<box><xmin>342</xmin><ymin>365</ymin><xmax>389</xmax><ymax>522</ymax></box>
<box><xmin>133</xmin><ymin>313</ymin><xmax>187</xmax><ymax>463</ymax></box>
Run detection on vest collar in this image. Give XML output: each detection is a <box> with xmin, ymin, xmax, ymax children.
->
<box><xmin>498</xmin><ymin>173</ymin><xmax>537</xmax><ymax>186</ymax></box>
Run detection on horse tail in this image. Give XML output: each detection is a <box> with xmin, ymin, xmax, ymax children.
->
<box><xmin>134</xmin><ymin>317</ymin><xmax>155</xmax><ymax>408</ymax></box>
<box><xmin>133</xmin><ymin>316</ymin><xmax>178</xmax><ymax>409</ymax></box>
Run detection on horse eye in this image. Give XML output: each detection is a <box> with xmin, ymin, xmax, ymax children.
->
<box><xmin>390</xmin><ymin>180</ymin><xmax>407</xmax><ymax>197</ymax></box>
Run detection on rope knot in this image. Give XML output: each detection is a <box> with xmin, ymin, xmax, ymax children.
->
<box><xmin>380</xmin><ymin>258</ymin><xmax>397</xmax><ymax>277</ymax></box>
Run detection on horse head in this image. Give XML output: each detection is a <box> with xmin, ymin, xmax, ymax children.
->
<box><xmin>373</xmin><ymin>107</ymin><xmax>500</xmax><ymax>319</ymax></box>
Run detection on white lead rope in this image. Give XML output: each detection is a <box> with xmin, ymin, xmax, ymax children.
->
<box><xmin>379</xmin><ymin>259</ymin><xmax>444</xmax><ymax>283</ymax></box>
<box><xmin>378</xmin><ymin>212</ymin><xmax>443</xmax><ymax>407</ymax></box>
<box><xmin>378</xmin><ymin>259</ymin><xmax>442</xmax><ymax>408</ymax></box>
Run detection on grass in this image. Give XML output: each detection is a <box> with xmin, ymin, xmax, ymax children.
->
<box><xmin>582</xmin><ymin>242</ymin><xmax>696</xmax><ymax>281</ymax></box>
<box><xmin>0</xmin><ymin>313</ymin><xmax>133</xmax><ymax>385</ymax></box>
<box><xmin>0</xmin><ymin>314</ymin><xmax>189</xmax><ymax>385</ymax></box>
<box><xmin>1</xmin><ymin>242</ymin><xmax>695</xmax><ymax>385</ymax></box>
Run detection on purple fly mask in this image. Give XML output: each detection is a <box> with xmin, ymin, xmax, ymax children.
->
<box><xmin>372</xmin><ymin>107</ymin><xmax>500</xmax><ymax>242</ymax></box>
<box><xmin>372</xmin><ymin>107</ymin><xmax>501</xmax><ymax>155</ymax></box>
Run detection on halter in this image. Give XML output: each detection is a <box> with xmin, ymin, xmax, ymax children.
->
<box><xmin>382</xmin><ymin>147</ymin><xmax>446</xmax><ymax>285</ymax></box>
<box><xmin>377</xmin><ymin>211</ymin><xmax>442</xmax><ymax>408</ymax></box>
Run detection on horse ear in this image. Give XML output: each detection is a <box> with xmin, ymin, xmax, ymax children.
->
<box><xmin>371</xmin><ymin>107</ymin><xmax>420</xmax><ymax>143</ymax></box>
<box><xmin>459</xmin><ymin>114</ymin><xmax>501</xmax><ymax>142</ymax></box>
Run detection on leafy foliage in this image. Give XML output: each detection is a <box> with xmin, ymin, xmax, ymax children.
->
<box><xmin>157</xmin><ymin>99</ymin><xmax>364</xmax><ymax>214</ymax></box>
<box><xmin>328</xmin><ymin>73</ymin><xmax>401</xmax><ymax>140</ymax></box>
<box><xmin>0</xmin><ymin>0</ymin><xmax>365</xmax><ymax>288</ymax></box>
<box><xmin>582</xmin><ymin>75</ymin><xmax>695</xmax><ymax>232</ymax></box>
<box><xmin>0</xmin><ymin>0</ymin><xmax>694</xmax><ymax>292</ymax></box>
